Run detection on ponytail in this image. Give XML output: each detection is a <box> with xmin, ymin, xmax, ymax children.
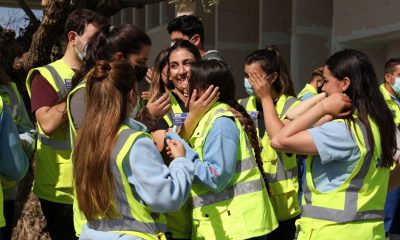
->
<box><xmin>73</xmin><ymin>60</ymin><xmax>136</xmax><ymax>221</ymax></box>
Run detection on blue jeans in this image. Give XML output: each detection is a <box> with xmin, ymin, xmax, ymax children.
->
<box><xmin>384</xmin><ymin>187</ymin><xmax>400</xmax><ymax>234</ymax></box>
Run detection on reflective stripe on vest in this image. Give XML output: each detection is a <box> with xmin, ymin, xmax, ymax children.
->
<box><xmin>89</xmin><ymin>128</ymin><xmax>164</xmax><ymax>235</ymax></box>
<box><xmin>89</xmin><ymin>216</ymin><xmax>160</xmax><ymax>234</ymax></box>
<box><xmin>265</xmin><ymin>152</ymin><xmax>298</xmax><ymax>183</ymax></box>
<box><xmin>42</xmin><ymin>64</ymin><xmax>67</xmax><ymax>97</ymax></box>
<box><xmin>302</xmin><ymin>120</ymin><xmax>384</xmax><ymax>223</ymax></box>
<box><xmin>37</xmin><ymin>133</ymin><xmax>71</xmax><ymax>150</ymax></box>
<box><xmin>192</xmin><ymin>179</ymin><xmax>264</xmax><ymax>208</ymax></box>
<box><xmin>67</xmin><ymin>81</ymin><xmax>86</xmax><ymax>147</ymax></box>
<box><xmin>280</xmin><ymin>97</ymin><xmax>297</xmax><ymax>118</ymax></box>
<box><xmin>239</xmin><ymin>97</ymin><xmax>252</xmax><ymax>110</ymax></box>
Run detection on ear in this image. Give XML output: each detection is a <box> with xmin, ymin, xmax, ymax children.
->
<box><xmin>384</xmin><ymin>72</ymin><xmax>394</xmax><ymax>84</ymax></box>
<box><xmin>114</xmin><ymin>52</ymin><xmax>125</xmax><ymax>60</ymax></box>
<box><xmin>191</xmin><ymin>34</ymin><xmax>201</xmax><ymax>48</ymax></box>
<box><xmin>128</xmin><ymin>88</ymin><xmax>137</xmax><ymax>105</ymax></box>
<box><xmin>316</xmin><ymin>79</ymin><xmax>323</xmax><ymax>88</ymax></box>
<box><xmin>342</xmin><ymin>77</ymin><xmax>351</xmax><ymax>92</ymax></box>
<box><xmin>269</xmin><ymin>72</ymin><xmax>279</xmax><ymax>84</ymax></box>
<box><xmin>68</xmin><ymin>31</ymin><xmax>77</xmax><ymax>43</ymax></box>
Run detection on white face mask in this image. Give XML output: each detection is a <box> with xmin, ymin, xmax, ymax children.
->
<box><xmin>73</xmin><ymin>32</ymin><xmax>87</xmax><ymax>61</ymax></box>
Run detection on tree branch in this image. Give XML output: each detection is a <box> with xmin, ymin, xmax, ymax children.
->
<box><xmin>17</xmin><ymin>0</ymin><xmax>40</xmax><ymax>24</ymax></box>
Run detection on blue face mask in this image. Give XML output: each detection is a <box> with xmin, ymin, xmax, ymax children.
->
<box><xmin>244</xmin><ymin>77</ymin><xmax>255</xmax><ymax>96</ymax></box>
<box><xmin>392</xmin><ymin>76</ymin><xmax>400</xmax><ymax>96</ymax></box>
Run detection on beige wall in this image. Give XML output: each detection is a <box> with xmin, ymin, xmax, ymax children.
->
<box><xmin>291</xmin><ymin>0</ymin><xmax>332</xmax><ymax>92</ymax></box>
<box><xmin>333</xmin><ymin>0</ymin><xmax>400</xmax><ymax>84</ymax></box>
<box><xmin>333</xmin><ymin>0</ymin><xmax>400</xmax><ymax>39</ymax></box>
<box><xmin>214</xmin><ymin>0</ymin><xmax>259</xmax><ymax>98</ymax></box>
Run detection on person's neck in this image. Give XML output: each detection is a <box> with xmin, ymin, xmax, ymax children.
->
<box><xmin>172</xmin><ymin>89</ymin><xmax>189</xmax><ymax>105</ymax></box>
<box><xmin>384</xmin><ymin>82</ymin><xmax>397</xmax><ymax>98</ymax></box>
<box><xmin>309</xmin><ymin>81</ymin><xmax>319</xmax><ymax>91</ymax></box>
<box><xmin>199</xmin><ymin>48</ymin><xmax>207</xmax><ymax>58</ymax></box>
<box><xmin>62</xmin><ymin>45</ymin><xmax>82</xmax><ymax>71</ymax></box>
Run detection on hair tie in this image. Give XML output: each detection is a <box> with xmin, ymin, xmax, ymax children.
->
<box><xmin>94</xmin><ymin>61</ymin><xmax>112</xmax><ymax>82</ymax></box>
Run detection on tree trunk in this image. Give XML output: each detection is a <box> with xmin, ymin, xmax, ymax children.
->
<box><xmin>14</xmin><ymin>0</ymin><xmax>71</xmax><ymax>72</ymax></box>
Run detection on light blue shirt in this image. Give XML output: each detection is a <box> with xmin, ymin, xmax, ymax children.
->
<box><xmin>0</xmin><ymin>102</ymin><xmax>29</xmax><ymax>182</ymax></box>
<box><xmin>308</xmin><ymin>121</ymin><xmax>360</xmax><ymax>192</ymax></box>
<box><xmin>79</xmin><ymin>118</ymin><xmax>196</xmax><ymax>240</ymax></box>
<box><xmin>191</xmin><ymin>117</ymin><xmax>239</xmax><ymax>192</ymax></box>
<box><xmin>166</xmin><ymin>117</ymin><xmax>239</xmax><ymax>192</ymax></box>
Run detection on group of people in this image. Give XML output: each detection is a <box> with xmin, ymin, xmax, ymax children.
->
<box><xmin>1</xmin><ymin>8</ymin><xmax>400</xmax><ymax>240</ymax></box>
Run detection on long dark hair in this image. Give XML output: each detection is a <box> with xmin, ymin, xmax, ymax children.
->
<box><xmin>73</xmin><ymin>60</ymin><xmax>137</xmax><ymax>220</ymax></box>
<box><xmin>188</xmin><ymin>60</ymin><xmax>266</xmax><ymax>179</ymax></box>
<box><xmin>325</xmin><ymin>49</ymin><xmax>396</xmax><ymax>168</ymax></box>
<box><xmin>71</xmin><ymin>24</ymin><xmax>151</xmax><ymax>89</ymax></box>
<box><xmin>245</xmin><ymin>45</ymin><xmax>296</xmax><ymax>97</ymax></box>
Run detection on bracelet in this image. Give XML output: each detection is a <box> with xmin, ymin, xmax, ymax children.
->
<box><xmin>319</xmin><ymin>101</ymin><xmax>326</xmax><ymax>116</ymax></box>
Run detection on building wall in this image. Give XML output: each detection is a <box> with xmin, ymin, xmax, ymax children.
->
<box><xmin>333</xmin><ymin>0</ymin><xmax>400</xmax><ymax>77</ymax></box>
<box><xmin>109</xmin><ymin>0</ymin><xmax>400</xmax><ymax>97</ymax></box>
<box><xmin>291</xmin><ymin>0</ymin><xmax>332</xmax><ymax>92</ymax></box>
<box><xmin>214</xmin><ymin>0</ymin><xmax>259</xmax><ymax>98</ymax></box>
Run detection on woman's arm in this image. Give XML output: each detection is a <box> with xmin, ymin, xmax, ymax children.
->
<box><xmin>286</xmin><ymin>93</ymin><xmax>333</xmax><ymax>127</ymax></box>
<box><xmin>248</xmin><ymin>72</ymin><xmax>284</xmax><ymax>138</ymax></box>
<box><xmin>271</xmin><ymin>93</ymin><xmax>352</xmax><ymax>155</ymax></box>
<box><xmin>127</xmin><ymin>135</ymin><xmax>195</xmax><ymax>213</ymax></box>
<box><xmin>285</xmin><ymin>93</ymin><xmax>326</xmax><ymax>120</ymax></box>
<box><xmin>191</xmin><ymin>117</ymin><xmax>239</xmax><ymax>192</ymax></box>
